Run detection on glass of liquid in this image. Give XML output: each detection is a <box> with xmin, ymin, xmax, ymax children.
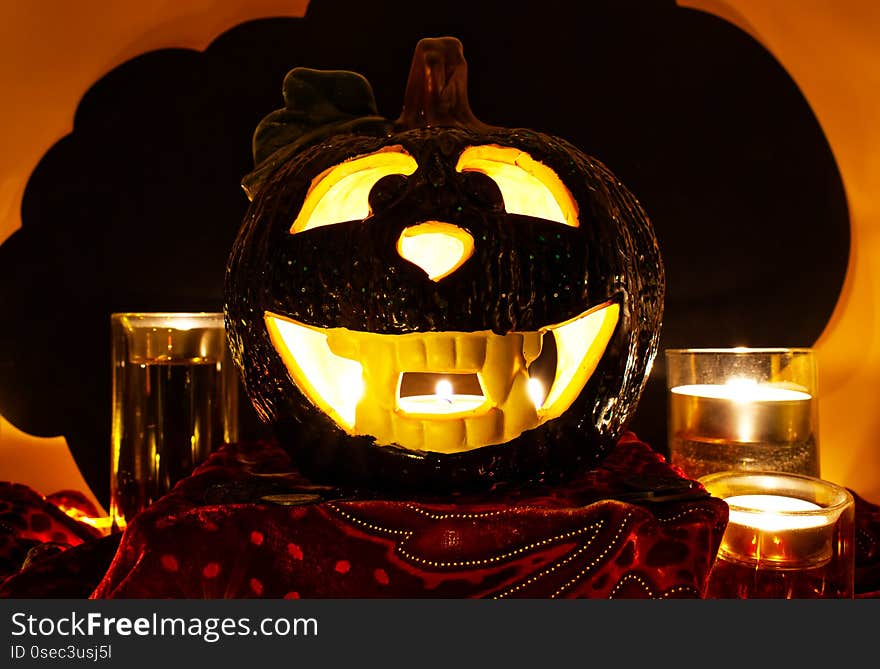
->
<box><xmin>110</xmin><ymin>312</ymin><xmax>239</xmax><ymax>532</ymax></box>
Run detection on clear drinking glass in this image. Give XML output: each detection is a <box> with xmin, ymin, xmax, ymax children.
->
<box><xmin>110</xmin><ymin>312</ymin><xmax>239</xmax><ymax>531</ymax></box>
<box><xmin>700</xmin><ymin>470</ymin><xmax>854</xmax><ymax>599</ymax></box>
<box><xmin>665</xmin><ymin>348</ymin><xmax>818</xmax><ymax>481</ymax></box>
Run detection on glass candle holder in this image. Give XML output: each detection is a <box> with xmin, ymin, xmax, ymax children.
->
<box><xmin>110</xmin><ymin>312</ymin><xmax>239</xmax><ymax>532</ymax></box>
<box><xmin>700</xmin><ymin>471</ymin><xmax>854</xmax><ymax>599</ymax></box>
<box><xmin>665</xmin><ymin>348</ymin><xmax>818</xmax><ymax>480</ymax></box>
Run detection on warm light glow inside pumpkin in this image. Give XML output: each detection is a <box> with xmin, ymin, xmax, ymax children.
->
<box><xmin>527</xmin><ymin>377</ymin><xmax>547</xmax><ymax>408</ymax></box>
<box><xmin>292</xmin><ymin>144</ymin><xmax>578</xmax><ymax>235</ymax></box>
<box><xmin>265</xmin><ymin>316</ymin><xmax>364</xmax><ymax>428</ymax></box>
<box><xmin>264</xmin><ymin>302</ymin><xmax>618</xmax><ymax>453</ymax></box>
<box><xmin>396</xmin><ymin>220</ymin><xmax>475</xmax><ymax>281</ymax></box>
<box><xmin>456</xmin><ymin>145</ymin><xmax>579</xmax><ymax>227</ymax></box>
<box><xmin>290</xmin><ymin>146</ymin><xmax>417</xmax><ymax>233</ymax></box>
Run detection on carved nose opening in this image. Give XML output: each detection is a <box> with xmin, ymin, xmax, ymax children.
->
<box><xmin>396</xmin><ymin>221</ymin><xmax>475</xmax><ymax>281</ymax></box>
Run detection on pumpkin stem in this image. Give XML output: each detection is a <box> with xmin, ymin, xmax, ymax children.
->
<box><xmin>395</xmin><ymin>37</ymin><xmax>491</xmax><ymax>131</ymax></box>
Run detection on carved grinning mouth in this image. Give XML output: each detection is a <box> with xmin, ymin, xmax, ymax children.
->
<box><xmin>264</xmin><ymin>302</ymin><xmax>619</xmax><ymax>454</ymax></box>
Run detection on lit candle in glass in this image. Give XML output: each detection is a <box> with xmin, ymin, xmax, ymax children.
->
<box><xmin>666</xmin><ymin>349</ymin><xmax>819</xmax><ymax>480</ymax></box>
<box><xmin>670</xmin><ymin>378</ymin><xmax>812</xmax><ymax>444</ymax></box>
<box><xmin>700</xmin><ymin>471</ymin><xmax>855</xmax><ymax>599</ymax></box>
<box><xmin>721</xmin><ymin>493</ymin><xmax>832</xmax><ymax>566</ymax></box>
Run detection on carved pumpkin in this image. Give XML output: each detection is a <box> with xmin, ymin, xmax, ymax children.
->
<box><xmin>225</xmin><ymin>37</ymin><xmax>664</xmax><ymax>491</ymax></box>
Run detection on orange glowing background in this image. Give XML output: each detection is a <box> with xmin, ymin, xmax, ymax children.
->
<box><xmin>1</xmin><ymin>0</ymin><xmax>879</xmax><ymax>505</ymax></box>
<box><xmin>0</xmin><ymin>0</ymin><xmax>309</xmax><ymax>513</ymax></box>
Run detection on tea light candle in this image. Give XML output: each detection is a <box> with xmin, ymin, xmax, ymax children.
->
<box><xmin>666</xmin><ymin>348</ymin><xmax>820</xmax><ymax>480</ymax></box>
<box><xmin>700</xmin><ymin>471</ymin><xmax>855</xmax><ymax>599</ymax></box>
<box><xmin>397</xmin><ymin>379</ymin><xmax>485</xmax><ymax>415</ymax></box>
<box><xmin>669</xmin><ymin>379</ymin><xmax>813</xmax><ymax>444</ymax></box>
<box><xmin>720</xmin><ymin>493</ymin><xmax>834</xmax><ymax>567</ymax></box>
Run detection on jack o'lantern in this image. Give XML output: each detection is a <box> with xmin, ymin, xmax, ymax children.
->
<box><xmin>225</xmin><ymin>37</ymin><xmax>664</xmax><ymax>491</ymax></box>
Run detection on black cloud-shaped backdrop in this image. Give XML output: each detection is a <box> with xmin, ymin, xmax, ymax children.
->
<box><xmin>0</xmin><ymin>0</ymin><xmax>848</xmax><ymax>507</ymax></box>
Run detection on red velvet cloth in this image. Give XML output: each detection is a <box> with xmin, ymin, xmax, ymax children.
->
<box><xmin>854</xmin><ymin>490</ymin><xmax>880</xmax><ymax>595</ymax></box>
<box><xmin>89</xmin><ymin>434</ymin><xmax>726</xmax><ymax>598</ymax></box>
<box><xmin>0</xmin><ymin>483</ymin><xmax>102</xmax><ymax>572</ymax></box>
<box><xmin>2</xmin><ymin>433</ymin><xmax>726</xmax><ymax>598</ymax></box>
<box><xmin>2</xmin><ymin>432</ymin><xmax>877</xmax><ymax>598</ymax></box>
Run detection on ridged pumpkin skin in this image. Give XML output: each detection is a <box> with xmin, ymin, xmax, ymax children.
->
<box><xmin>225</xmin><ymin>39</ymin><xmax>664</xmax><ymax>492</ymax></box>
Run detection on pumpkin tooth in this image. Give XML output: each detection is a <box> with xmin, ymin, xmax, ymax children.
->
<box><xmin>359</xmin><ymin>335</ymin><xmax>398</xmax><ymax>410</ymax></box>
<box><xmin>356</xmin><ymin>393</ymin><xmax>394</xmax><ymax>440</ymax></box>
<box><xmin>455</xmin><ymin>334</ymin><xmax>487</xmax><ymax>368</ymax></box>
<box><xmin>480</xmin><ymin>332</ymin><xmax>523</xmax><ymax>405</ymax></box>
<box><xmin>264</xmin><ymin>313</ymin><xmax>363</xmax><ymax>430</ymax></box>
<box><xmin>390</xmin><ymin>413</ymin><xmax>425</xmax><ymax>449</ymax></box>
<box><xmin>424</xmin><ymin>418</ymin><xmax>466</xmax><ymax>452</ymax></box>
<box><xmin>395</xmin><ymin>335</ymin><xmax>427</xmax><ymax>370</ymax></box>
<box><xmin>465</xmin><ymin>407</ymin><xmax>504</xmax><ymax>446</ymax></box>
<box><xmin>504</xmin><ymin>372</ymin><xmax>541</xmax><ymax>435</ymax></box>
<box><xmin>538</xmin><ymin>302</ymin><xmax>619</xmax><ymax>417</ymax></box>
<box><xmin>325</xmin><ymin>329</ymin><xmax>360</xmax><ymax>359</ymax></box>
<box><xmin>521</xmin><ymin>331</ymin><xmax>543</xmax><ymax>366</ymax></box>
<box><xmin>424</xmin><ymin>333</ymin><xmax>457</xmax><ymax>369</ymax></box>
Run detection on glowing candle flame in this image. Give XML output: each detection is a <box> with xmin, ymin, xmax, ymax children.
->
<box><xmin>435</xmin><ymin>379</ymin><xmax>454</xmax><ymax>403</ymax></box>
<box><xmin>725</xmin><ymin>377</ymin><xmax>759</xmax><ymax>403</ymax></box>
<box><xmin>527</xmin><ymin>377</ymin><xmax>545</xmax><ymax>408</ymax></box>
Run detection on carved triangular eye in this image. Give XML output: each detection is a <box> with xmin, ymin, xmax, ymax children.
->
<box><xmin>290</xmin><ymin>146</ymin><xmax>417</xmax><ymax>233</ymax></box>
<box><xmin>456</xmin><ymin>145</ymin><xmax>579</xmax><ymax>227</ymax></box>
